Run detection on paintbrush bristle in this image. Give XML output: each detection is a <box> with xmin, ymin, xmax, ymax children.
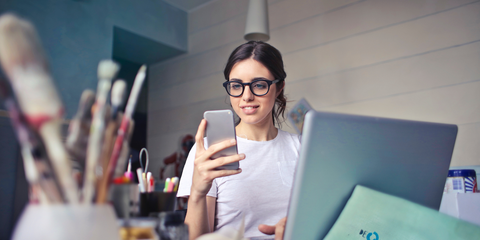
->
<box><xmin>0</xmin><ymin>13</ymin><xmax>62</xmax><ymax>118</ymax></box>
<box><xmin>111</xmin><ymin>80</ymin><xmax>126</xmax><ymax>107</ymax></box>
<box><xmin>97</xmin><ymin>60</ymin><xmax>119</xmax><ymax>81</ymax></box>
<box><xmin>139</xmin><ymin>65</ymin><xmax>147</xmax><ymax>74</ymax></box>
<box><xmin>0</xmin><ymin>13</ymin><xmax>47</xmax><ymax>75</ymax></box>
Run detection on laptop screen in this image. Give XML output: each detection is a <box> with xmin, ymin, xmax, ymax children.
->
<box><xmin>284</xmin><ymin>111</ymin><xmax>457</xmax><ymax>240</ymax></box>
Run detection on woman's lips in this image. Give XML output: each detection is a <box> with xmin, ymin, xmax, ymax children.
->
<box><xmin>240</xmin><ymin>105</ymin><xmax>259</xmax><ymax>114</ymax></box>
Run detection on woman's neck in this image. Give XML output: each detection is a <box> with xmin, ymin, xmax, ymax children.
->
<box><xmin>235</xmin><ymin>120</ymin><xmax>278</xmax><ymax>141</ymax></box>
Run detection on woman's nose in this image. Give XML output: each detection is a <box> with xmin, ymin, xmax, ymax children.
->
<box><xmin>242</xmin><ymin>85</ymin><xmax>254</xmax><ymax>101</ymax></box>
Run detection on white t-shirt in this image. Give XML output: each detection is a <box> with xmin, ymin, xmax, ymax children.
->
<box><xmin>177</xmin><ymin>129</ymin><xmax>301</xmax><ymax>239</ymax></box>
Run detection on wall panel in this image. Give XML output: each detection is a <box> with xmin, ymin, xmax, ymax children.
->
<box><xmin>284</xmin><ymin>2</ymin><xmax>480</xmax><ymax>83</ymax></box>
<box><xmin>148</xmin><ymin>0</ymin><xmax>480</xmax><ymax>169</ymax></box>
<box><xmin>285</xmin><ymin>40</ymin><xmax>480</xmax><ymax>109</ymax></box>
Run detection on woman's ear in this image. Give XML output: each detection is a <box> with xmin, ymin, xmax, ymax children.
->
<box><xmin>276</xmin><ymin>81</ymin><xmax>285</xmax><ymax>97</ymax></box>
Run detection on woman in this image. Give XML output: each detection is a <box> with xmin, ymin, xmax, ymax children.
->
<box><xmin>177</xmin><ymin>41</ymin><xmax>301</xmax><ymax>240</ymax></box>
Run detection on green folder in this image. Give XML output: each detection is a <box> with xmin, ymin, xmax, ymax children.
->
<box><xmin>324</xmin><ymin>185</ymin><xmax>480</xmax><ymax>240</ymax></box>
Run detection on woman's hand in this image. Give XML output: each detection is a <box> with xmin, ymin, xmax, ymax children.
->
<box><xmin>190</xmin><ymin>119</ymin><xmax>244</xmax><ymax>198</ymax></box>
<box><xmin>258</xmin><ymin>217</ymin><xmax>287</xmax><ymax>240</ymax></box>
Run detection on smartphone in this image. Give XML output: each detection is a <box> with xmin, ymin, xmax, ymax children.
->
<box><xmin>203</xmin><ymin>109</ymin><xmax>239</xmax><ymax>170</ymax></box>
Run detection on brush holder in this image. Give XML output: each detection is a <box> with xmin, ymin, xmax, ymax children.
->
<box><xmin>139</xmin><ymin>192</ymin><xmax>176</xmax><ymax>217</ymax></box>
<box><xmin>12</xmin><ymin>204</ymin><xmax>120</xmax><ymax>240</ymax></box>
<box><xmin>109</xmin><ymin>183</ymin><xmax>140</xmax><ymax>218</ymax></box>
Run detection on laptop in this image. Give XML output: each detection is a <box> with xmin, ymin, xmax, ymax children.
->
<box><xmin>283</xmin><ymin>111</ymin><xmax>458</xmax><ymax>240</ymax></box>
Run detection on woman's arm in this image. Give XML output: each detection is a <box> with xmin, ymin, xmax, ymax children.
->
<box><xmin>184</xmin><ymin>195</ymin><xmax>216</xmax><ymax>239</ymax></box>
<box><xmin>184</xmin><ymin>119</ymin><xmax>244</xmax><ymax>239</ymax></box>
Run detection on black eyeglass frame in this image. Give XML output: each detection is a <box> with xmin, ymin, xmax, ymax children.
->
<box><xmin>222</xmin><ymin>79</ymin><xmax>281</xmax><ymax>97</ymax></box>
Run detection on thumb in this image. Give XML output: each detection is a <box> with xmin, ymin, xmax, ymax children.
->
<box><xmin>258</xmin><ymin>224</ymin><xmax>276</xmax><ymax>235</ymax></box>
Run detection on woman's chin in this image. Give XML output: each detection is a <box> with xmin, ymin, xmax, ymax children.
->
<box><xmin>238</xmin><ymin>115</ymin><xmax>270</xmax><ymax>126</ymax></box>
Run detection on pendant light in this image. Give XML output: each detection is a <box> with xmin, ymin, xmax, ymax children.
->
<box><xmin>244</xmin><ymin>0</ymin><xmax>270</xmax><ymax>41</ymax></box>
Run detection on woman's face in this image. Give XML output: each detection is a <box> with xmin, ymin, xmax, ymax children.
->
<box><xmin>228</xmin><ymin>58</ymin><xmax>282</xmax><ymax>126</ymax></box>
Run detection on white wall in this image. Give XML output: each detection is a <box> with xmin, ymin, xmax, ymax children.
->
<box><xmin>148</xmin><ymin>0</ymin><xmax>480</xmax><ymax>177</ymax></box>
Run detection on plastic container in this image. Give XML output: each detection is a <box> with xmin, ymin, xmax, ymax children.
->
<box><xmin>12</xmin><ymin>204</ymin><xmax>120</xmax><ymax>240</ymax></box>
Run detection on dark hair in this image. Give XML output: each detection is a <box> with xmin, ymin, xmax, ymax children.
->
<box><xmin>223</xmin><ymin>41</ymin><xmax>287</xmax><ymax>126</ymax></box>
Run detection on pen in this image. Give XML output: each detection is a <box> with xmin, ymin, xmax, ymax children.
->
<box><xmin>124</xmin><ymin>155</ymin><xmax>133</xmax><ymax>181</ymax></box>
<box><xmin>164</xmin><ymin>178</ymin><xmax>171</xmax><ymax>192</ymax></box>
<box><xmin>137</xmin><ymin>168</ymin><xmax>146</xmax><ymax>193</ymax></box>
<box><xmin>167</xmin><ymin>177</ymin><xmax>177</xmax><ymax>193</ymax></box>
<box><xmin>147</xmin><ymin>172</ymin><xmax>153</xmax><ymax>192</ymax></box>
<box><xmin>173</xmin><ymin>179</ymin><xmax>179</xmax><ymax>192</ymax></box>
<box><xmin>171</xmin><ymin>177</ymin><xmax>179</xmax><ymax>192</ymax></box>
<box><xmin>150</xmin><ymin>176</ymin><xmax>155</xmax><ymax>192</ymax></box>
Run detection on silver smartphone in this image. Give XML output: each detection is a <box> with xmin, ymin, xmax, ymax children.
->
<box><xmin>203</xmin><ymin>109</ymin><xmax>239</xmax><ymax>170</ymax></box>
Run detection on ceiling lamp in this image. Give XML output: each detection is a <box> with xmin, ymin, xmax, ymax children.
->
<box><xmin>244</xmin><ymin>0</ymin><xmax>270</xmax><ymax>41</ymax></box>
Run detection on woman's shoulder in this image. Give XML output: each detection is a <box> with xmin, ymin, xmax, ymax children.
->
<box><xmin>277</xmin><ymin>129</ymin><xmax>301</xmax><ymax>146</ymax></box>
<box><xmin>278</xmin><ymin>128</ymin><xmax>300</xmax><ymax>139</ymax></box>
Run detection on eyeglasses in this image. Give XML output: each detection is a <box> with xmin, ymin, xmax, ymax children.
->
<box><xmin>223</xmin><ymin>79</ymin><xmax>280</xmax><ymax>97</ymax></box>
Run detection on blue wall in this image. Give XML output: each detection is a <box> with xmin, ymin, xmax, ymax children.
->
<box><xmin>0</xmin><ymin>0</ymin><xmax>187</xmax><ymax>117</ymax></box>
<box><xmin>0</xmin><ymin>1</ymin><xmax>187</xmax><ymax>239</ymax></box>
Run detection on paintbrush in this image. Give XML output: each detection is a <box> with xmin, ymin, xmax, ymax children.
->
<box><xmin>95</xmin><ymin>117</ymin><xmax>134</xmax><ymax>203</ymax></box>
<box><xmin>82</xmin><ymin>60</ymin><xmax>119</xmax><ymax>204</ymax></box>
<box><xmin>110</xmin><ymin>80</ymin><xmax>127</xmax><ymax>119</ymax></box>
<box><xmin>95</xmin><ymin>80</ymin><xmax>127</xmax><ymax>203</ymax></box>
<box><xmin>100</xmin><ymin>80</ymin><xmax>127</xmax><ymax>173</ymax></box>
<box><xmin>66</xmin><ymin>89</ymin><xmax>95</xmax><ymax>175</ymax></box>
<box><xmin>0</xmin><ymin>13</ymin><xmax>79</xmax><ymax>203</ymax></box>
<box><xmin>113</xmin><ymin>118</ymin><xmax>134</xmax><ymax>178</ymax></box>
<box><xmin>100</xmin><ymin>65</ymin><xmax>146</xmax><ymax>202</ymax></box>
<box><xmin>108</xmin><ymin>66</ymin><xmax>146</xmax><ymax>174</ymax></box>
<box><xmin>0</xmin><ymin>79</ymin><xmax>64</xmax><ymax>204</ymax></box>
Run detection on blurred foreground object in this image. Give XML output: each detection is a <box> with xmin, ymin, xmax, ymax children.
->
<box><xmin>12</xmin><ymin>204</ymin><xmax>120</xmax><ymax>240</ymax></box>
<box><xmin>196</xmin><ymin>215</ymin><xmax>247</xmax><ymax>240</ymax></box>
<box><xmin>0</xmin><ymin>79</ymin><xmax>64</xmax><ymax>203</ymax></box>
<box><xmin>324</xmin><ymin>185</ymin><xmax>480</xmax><ymax>239</ymax></box>
<box><xmin>0</xmin><ymin>13</ymin><xmax>78</xmax><ymax>203</ymax></box>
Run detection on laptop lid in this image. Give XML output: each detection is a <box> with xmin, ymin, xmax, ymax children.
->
<box><xmin>284</xmin><ymin>111</ymin><xmax>458</xmax><ymax>240</ymax></box>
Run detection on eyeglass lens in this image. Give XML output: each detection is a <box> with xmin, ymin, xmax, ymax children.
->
<box><xmin>227</xmin><ymin>81</ymin><xmax>270</xmax><ymax>96</ymax></box>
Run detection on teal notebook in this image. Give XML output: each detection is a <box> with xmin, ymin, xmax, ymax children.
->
<box><xmin>324</xmin><ymin>185</ymin><xmax>480</xmax><ymax>240</ymax></box>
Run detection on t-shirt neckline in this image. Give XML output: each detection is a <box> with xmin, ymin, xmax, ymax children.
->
<box><xmin>236</xmin><ymin>129</ymin><xmax>283</xmax><ymax>144</ymax></box>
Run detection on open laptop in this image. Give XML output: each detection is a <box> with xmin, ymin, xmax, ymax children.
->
<box><xmin>283</xmin><ymin>111</ymin><xmax>458</xmax><ymax>240</ymax></box>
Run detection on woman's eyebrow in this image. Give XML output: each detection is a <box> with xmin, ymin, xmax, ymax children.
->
<box><xmin>229</xmin><ymin>77</ymin><xmax>269</xmax><ymax>82</ymax></box>
<box><xmin>252</xmin><ymin>77</ymin><xmax>269</xmax><ymax>81</ymax></box>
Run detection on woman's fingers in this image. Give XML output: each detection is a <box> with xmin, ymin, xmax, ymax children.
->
<box><xmin>191</xmin><ymin>119</ymin><xmax>243</xmax><ymax>196</ymax></box>
<box><xmin>201</xmin><ymin>153</ymin><xmax>244</xmax><ymax>171</ymax></box>
<box><xmin>195</xmin><ymin>119</ymin><xmax>236</xmax><ymax>160</ymax></box>
<box><xmin>258</xmin><ymin>217</ymin><xmax>287</xmax><ymax>240</ymax></box>
<box><xmin>196</xmin><ymin>137</ymin><xmax>237</xmax><ymax>164</ymax></box>
<box><xmin>258</xmin><ymin>224</ymin><xmax>275</xmax><ymax>235</ymax></box>
<box><xmin>209</xmin><ymin>168</ymin><xmax>242</xmax><ymax>179</ymax></box>
<box><xmin>195</xmin><ymin>119</ymin><xmax>207</xmax><ymax>155</ymax></box>
<box><xmin>203</xmin><ymin>138</ymin><xmax>237</xmax><ymax>158</ymax></box>
<box><xmin>274</xmin><ymin>217</ymin><xmax>287</xmax><ymax>240</ymax></box>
